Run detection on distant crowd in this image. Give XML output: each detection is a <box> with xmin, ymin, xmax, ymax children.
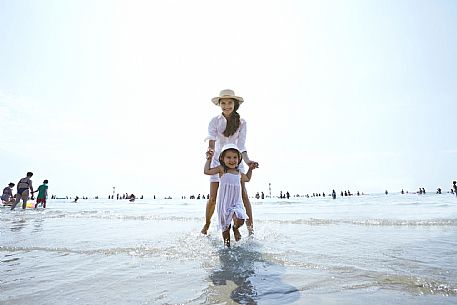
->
<box><xmin>3</xmin><ymin>173</ymin><xmax>457</xmax><ymax>208</ymax></box>
<box><xmin>181</xmin><ymin>182</ymin><xmax>457</xmax><ymax>201</ymax></box>
<box><xmin>108</xmin><ymin>193</ymin><xmax>144</xmax><ymax>202</ymax></box>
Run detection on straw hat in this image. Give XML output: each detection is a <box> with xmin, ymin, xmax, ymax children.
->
<box><xmin>211</xmin><ymin>89</ymin><xmax>244</xmax><ymax>105</ymax></box>
<box><xmin>219</xmin><ymin>143</ymin><xmax>243</xmax><ymax>166</ymax></box>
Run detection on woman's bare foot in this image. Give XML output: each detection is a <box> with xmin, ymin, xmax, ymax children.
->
<box><xmin>201</xmin><ymin>223</ymin><xmax>210</xmax><ymax>235</ymax></box>
<box><xmin>222</xmin><ymin>227</ymin><xmax>231</xmax><ymax>247</ymax></box>
<box><xmin>233</xmin><ymin>226</ymin><xmax>242</xmax><ymax>241</ymax></box>
<box><xmin>246</xmin><ymin>220</ymin><xmax>254</xmax><ymax>236</ymax></box>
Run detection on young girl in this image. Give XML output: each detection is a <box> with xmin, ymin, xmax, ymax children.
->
<box><xmin>204</xmin><ymin>144</ymin><xmax>256</xmax><ymax>247</ymax></box>
<box><xmin>201</xmin><ymin>89</ymin><xmax>259</xmax><ymax>236</ymax></box>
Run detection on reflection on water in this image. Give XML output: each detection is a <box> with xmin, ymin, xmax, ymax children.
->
<box><xmin>210</xmin><ymin>242</ymin><xmax>300</xmax><ymax>304</ymax></box>
<box><xmin>10</xmin><ymin>217</ymin><xmax>27</xmax><ymax>232</ymax></box>
<box><xmin>32</xmin><ymin>218</ymin><xmax>44</xmax><ymax>233</ymax></box>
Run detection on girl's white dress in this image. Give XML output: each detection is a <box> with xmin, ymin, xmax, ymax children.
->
<box><xmin>217</xmin><ymin>172</ymin><xmax>249</xmax><ymax>231</ymax></box>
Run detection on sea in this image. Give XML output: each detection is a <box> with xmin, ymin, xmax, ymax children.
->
<box><xmin>1</xmin><ymin>193</ymin><xmax>456</xmax><ymax>305</ymax></box>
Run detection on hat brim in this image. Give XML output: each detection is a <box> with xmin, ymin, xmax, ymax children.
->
<box><xmin>212</xmin><ymin>96</ymin><xmax>244</xmax><ymax>105</ymax></box>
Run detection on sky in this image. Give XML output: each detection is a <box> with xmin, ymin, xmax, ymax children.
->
<box><xmin>1</xmin><ymin>0</ymin><xmax>456</xmax><ymax>198</ymax></box>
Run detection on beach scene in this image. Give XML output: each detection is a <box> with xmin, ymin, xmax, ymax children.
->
<box><xmin>1</xmin><ymin>0</ymin><xmax>457</xmax><ymax>304</ymax></box>
<box><xmin>1</xmin><ymin>194</ymin><xmax>457</xmax><ymax>304</ymax></box>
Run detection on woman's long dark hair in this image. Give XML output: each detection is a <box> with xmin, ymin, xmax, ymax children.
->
<box><xmin>223</xmin><ymin>100</ymin><xmax>241</xmax><ymax>137</ymax></box>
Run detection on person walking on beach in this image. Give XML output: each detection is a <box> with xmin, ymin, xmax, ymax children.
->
<box><xmin>201</xmin><ymin>89</ymin><xmax>259</xmax><ymax>236</ymax></box>
<box><xmin>11</xmin><ymin>172</ymin><xmax>34</xmax><ymax>210</ymax></box>
<box><xmin>1</xmin><ymin>182</ymin><xmax>15</xmax><ymax>205</ymax></box>
<box><xmin>453</xmin><ymin>181</ymin><xmax>457</xmax><ymax>197</ymax></box>
<box><xmin>204</xmin><ymin>144</ymin><xmax>256</xmax><ymax>247</ymax></box>
<box><xmin>33</xmin><ymin>180</ymin><xmax>49</xmax><ymax>208</ymax></box>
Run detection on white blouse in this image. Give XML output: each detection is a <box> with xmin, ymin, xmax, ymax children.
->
<box><xmin>207</xmin><ymin>114</ymin><xmax>247</xmax><ymax>157</ymax></box>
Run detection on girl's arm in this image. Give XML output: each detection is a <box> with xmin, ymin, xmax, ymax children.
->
<box><xmin>204</xmin><ymin>161</ymin><xmax>222</xmax><ymax>176</ymax></box>
<box><xmin>204</xmin><ymin>150</ymin><xmax>222</xmax><ymax>176</ymax></box>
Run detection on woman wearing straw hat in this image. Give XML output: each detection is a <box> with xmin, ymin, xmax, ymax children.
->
<box><xmin>202</xmin><ymin>89</ymin><xmax>258</xmax><ymax>236</ymax></box>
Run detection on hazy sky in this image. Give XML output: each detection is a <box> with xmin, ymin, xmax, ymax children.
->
<box><xmin>1</xmin><ymin>0</ymin><xmax>456</xmax><ymax>198</ymax></box>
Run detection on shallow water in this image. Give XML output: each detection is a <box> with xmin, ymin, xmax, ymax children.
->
<box><xmin>1</xmin><ymin>194</ymin><xmax>457</xmax><ymax>304</ymax></box>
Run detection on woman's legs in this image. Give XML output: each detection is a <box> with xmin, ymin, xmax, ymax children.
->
<box><xmin>201</xmin><ymin>182</ymin><xmax>219</xmax><ymax>234</ymax></box>
<box><xmin>241</xmin><ymin>182</ymin><xmax>254</xmax><ymax>235</ymax></box>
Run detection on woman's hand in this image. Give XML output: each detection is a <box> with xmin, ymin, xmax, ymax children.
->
<box><xmin>247</xmin><ymin>161</ymin><xmax>259</xmax><ymax>169</ymax></box>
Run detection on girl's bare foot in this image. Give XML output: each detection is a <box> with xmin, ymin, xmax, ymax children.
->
<box><xmin>201</xmin><ymin>223</ymin><xmax>210</xmax><ymax>235</ymax></box>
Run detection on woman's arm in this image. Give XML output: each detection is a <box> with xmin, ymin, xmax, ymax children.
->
<box><xmin>241</xmin><ymin>163</ymin><xmax>255</xmax><ymax>183</ymax></box>
<box><xmin>242</xmin><ymin>151</ymin><xmax>259</xmax><ymax>169</ymax></box>
<box><xmin>207</xmin><ymin>139</ymin><xmax>215</xmax><ymax>153</ymax></box>
<box><xmin>237</xmin><ymin>120</ymin><xmax>247</xmax><ymax>155</ymax></box>
<box><xmin>241</xmin><ymin>151</ymin><xmax>251</xmax><ymax>164</ymax></box>
<box><xmin>238</xmin><ymin>120</ymin><xmax>259</xmax><ymax>167</ymax></box>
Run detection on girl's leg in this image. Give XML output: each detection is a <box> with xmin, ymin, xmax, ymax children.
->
<box><xmin>233</xmin><ymin>217</ymin><xmax>245</xmax><ymax>241</ymax></box>
<box><xmin>201</xmin><ymin>182</ymin><xmax>219</xmax><ymax>234</ymax></box>
<box><xmin>241</xmin><ymin>182</ymin><xmax>254</xmax><ymax>235</ymax></box>
<box><xmin>222</xmin><ymin>227</ymin><xmax>231</xmax><ymax>247</ymax></box>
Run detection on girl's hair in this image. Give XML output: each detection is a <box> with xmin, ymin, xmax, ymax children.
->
<box><xmin>223</xmin><ymin>100</ymin><xmax>241</xmax><ymax>137</ymax></box>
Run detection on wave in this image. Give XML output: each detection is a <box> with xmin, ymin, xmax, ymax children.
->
<box><xmin>2</xmin><ymin>210</ymin><xmax>457</xmax><ymax>227</ymax></box>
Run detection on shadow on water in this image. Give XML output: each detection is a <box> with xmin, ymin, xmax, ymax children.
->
<box><xmin>210</xmin><ymin>241</ymin><xmax>300</xmax><ymax>304</ymax></box>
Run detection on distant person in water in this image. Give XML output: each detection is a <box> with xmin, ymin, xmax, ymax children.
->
<box><xmin>11</xmin><ymin>172</ymin><xmax>34</xmax><ymax>210</ymax></box>
<box><xmin>33</xmin><ymin>180</ymin><xmax>49</xmax><ymax>208</ymax></box>
<box><xmin>204</xmin><ymin>144</ymin><xmax>256</xmax><ymax>247</ymax></box>
<box><xmin>453</xmin><ymin>181</ymin><xmax>457</xmax><ymax>197</ymax></box>
<box><xmin>73</xmin><ymin>196</ymin><xmax>79</xmax><ymax>203</ymax></box>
